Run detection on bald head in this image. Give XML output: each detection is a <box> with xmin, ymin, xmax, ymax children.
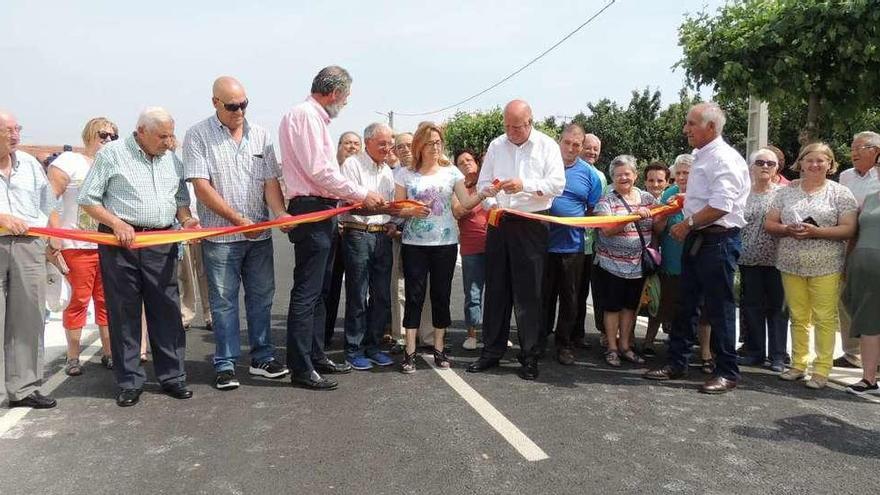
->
<box><xmin>0</xmin><ymin>110</ymin><xmax>20</xmax><ymax>153</ymax></box>
<box><xmin>212</xmin><ymin>76</ymin><xmax>248</xmax><ymax>131</ymax></box>
<box><xmin>503</xmin><ymin>99</ymin><xmax>533</xmax><ymax>145</ymax></box>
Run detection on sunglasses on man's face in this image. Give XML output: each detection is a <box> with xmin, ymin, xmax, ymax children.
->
<box><xmin>98</xmin><ymin>131</ymin><xmax>118</xmax><ymax>141</ymax></box>
<box><xmin>219</xmin><ymin>99</ymin><xmax>249</xmax><ymax>112</ymax></box>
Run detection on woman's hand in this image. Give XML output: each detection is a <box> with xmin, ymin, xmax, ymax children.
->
<box><xmin>790</xmin><ymin>223</ymin><xmax>820</xmax><ymax>240</ymax></box>
<box><xmin>635</xmin><ymin>207</ymin><xmax>651</xmax><ymax>219</ymax></box>
<box><xmin>401</xmin><ymin>205</ymin><xmax>431</xmax><ymax>219</ymax></box>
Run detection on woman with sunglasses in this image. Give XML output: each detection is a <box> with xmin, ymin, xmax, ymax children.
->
<box><xmin>46</xmin><ymin>117</ymin><xmax>119</xmax><ymax>376</ymax></box>
<box><xmin>737</xmin><ymin>148</ymin><xmax>789</xmax><ymax>372</ymax></box>
<box><xmin>394</xmin><ymin>123</ymin><xmax>493</xmax><ymax>373</ymax></box>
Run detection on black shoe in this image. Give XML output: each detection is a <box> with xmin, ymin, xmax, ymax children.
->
<box><xmin>249</xmin><ymin>359</ymin><xmax>290</xmax><ymax>379</ymax></box>
<box><xmin>162</xmin><ymin>382</ymin><xmax>193</xmax><ymax>400</ymax></box>
<box><xmin>466</xmin><ymin>357</ymin><xmax>500</xmax><ymax>373</ymax></box>
<box><xmin>8</xmin><ymin>391</ymin><xmax>57</xmax><ymax>409</ymax></box>
<box><xmin>101</xmin><ymin>355</ymin><xmax>113</xmax><ymax>370</ymax></box>
<box><xmin>215</xmin><ymin>370</ymin><xmax>240</xmax><ymax>390</ymax></box>
<box><xmin>641</xmin><ymin>346</ymin><xmax>657</xmax><ymax>358</ymax></box>
<box><xmin>116</xmin><ymin>389</ymin><xmax>142</xmax><ymax>407</ymax></box>
<box><xmin>292</xmin><ymin>370</ymin><xmax>338</xmax><ymax>390</ymax></box>
<box><xmin>518</xmin><ymin>360</ymin><xmax>539</xmax><ymax>381</ymax></box>
<box><xmin>313</xmin><ymin>358</ymin><xmax>352</xmax><ymax>374</ymax></box>
<box><xmin>833</xmin><ymin>357</ymin><xmax>860</xmax><ymax>369</ymax></box>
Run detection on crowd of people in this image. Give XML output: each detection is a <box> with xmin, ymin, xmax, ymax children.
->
<box><xmin>1</xmin><ymin>65</ymin><xmax>879</xmax><ymax>410</ymax></box>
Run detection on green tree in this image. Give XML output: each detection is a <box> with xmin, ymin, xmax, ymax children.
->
<box><xmin>678</xmin><ymin>0</ymin><xmax>880</xmax><ymax>144</ymax></box>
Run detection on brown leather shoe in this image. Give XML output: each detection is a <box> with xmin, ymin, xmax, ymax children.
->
<box><xmin>699</xmin><ymin>376</ymin><xmax>737</xmax><ymax>394</ymax></box>
<box><xmin>643</xmin><ymin>365</ymin><xmax>687</xmax><ymax>381</ymax></box>
<box><xmin>557</xmin><ymin>348</ymin><xmax>575</xmax><ymax>366</ymax></box>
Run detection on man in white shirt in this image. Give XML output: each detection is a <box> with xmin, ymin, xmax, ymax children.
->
<box><xmin>466</xmin><ymin>100</ymin><xmax>565</xmax><ymax>380</ymax></box>
<box><xmin>644</xmin><ymin>102</ymin><xmax>750</xmax><ymax>395</ymax></box>
<box><xmin>835</xmin><ymin>131</ymin><xmax>880</xmax><ymax>368</ymax></box>
<box><xmin>339</xmin><ymin>123</ymin><xmax>397</xmax><ymax>370</ymax></box>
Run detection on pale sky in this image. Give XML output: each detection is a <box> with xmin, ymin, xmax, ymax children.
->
<box><xmin>4</xmin><ymin>0</ymin><xmax>723</xmax><ymax>146</ymax></box>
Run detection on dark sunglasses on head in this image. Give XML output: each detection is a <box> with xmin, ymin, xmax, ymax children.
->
<box><xmin>98</xmin><ymin>131</ymin><xmax>119</xmax><ymax>141</ymax></box>
<box><xmin>220</xmin><ymin>99</ymin><xmax>249</xmax><ymax>112</ymax></box>
<box><xmin>752</xmin><ymin>159</ymin><xmax>777</xmax><ymax>167</ymax></box>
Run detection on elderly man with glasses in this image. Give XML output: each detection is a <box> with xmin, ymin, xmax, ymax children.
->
<box><xmin>0</xmin><ymin>110</ymin><xmax>58</xmax><ymax>409</ymax></box>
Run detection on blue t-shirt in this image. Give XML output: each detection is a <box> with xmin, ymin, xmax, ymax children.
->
<box><xmin>548</xmin><ymin>158</ymin><xmax>603</xmax><ymax>253</ymax></box>
<box><xmin>660</xmin><ymin>185</ymin><xmax>684</xmax><ymax>275</ymax></box>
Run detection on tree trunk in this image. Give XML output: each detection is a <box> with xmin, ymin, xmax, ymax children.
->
<box><xmin>800</xmin><ymin>93</ymin><xmax>821</xmax><ymax>146</ymax></box>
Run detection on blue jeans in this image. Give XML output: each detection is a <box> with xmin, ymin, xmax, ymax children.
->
<box><xmin>668</xmin><ymin>230</ymin><xmax>742</xmax><ymax>380</ymax></box>
<box><xmin>202</xmin><ymin>239</ymin><xmax>276</xmax><ymax>372</ymax></box>
<box><xmin>461</xmin><ymin>253</ymin><xmax>486</xmax><ymax>329</ymax></box>
<box><xmin>342</xmin><ymin>229</ymin><xmax>392</xmax><ymax>357</ymax></box>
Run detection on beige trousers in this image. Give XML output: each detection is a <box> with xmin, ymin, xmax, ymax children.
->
<box><xmin>178</xmin><ymin>242</ymin><xmax>212</xmax><ymax>327</ymax></box>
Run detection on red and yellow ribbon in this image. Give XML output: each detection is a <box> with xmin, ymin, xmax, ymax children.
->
<box><xmin>486</xmin><ymin>196</ymin><xmax>683</xmax><ymax>228</ymax></box>
<box><xmin>4</xmin><ymin>198</ymin><xmax>682</xmax><ymax>249</ymax></box>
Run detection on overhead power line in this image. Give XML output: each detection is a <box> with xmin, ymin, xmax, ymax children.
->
<box><xmin>393</xmin><ymin>0</ymin><xmax>617</xmax><ymax>117</ymax></box>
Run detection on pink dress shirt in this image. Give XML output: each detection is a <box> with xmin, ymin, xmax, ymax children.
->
<box><xmin>278</xmin><ymin>96</ymin><xmax>366</xmax><ymax>201</ymax></box>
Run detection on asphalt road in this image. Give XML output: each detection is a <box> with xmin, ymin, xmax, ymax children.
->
<box><xmin>1</xmin><ymin>232</ymin><xmax>878</xmax><ymax>495</ymax></box>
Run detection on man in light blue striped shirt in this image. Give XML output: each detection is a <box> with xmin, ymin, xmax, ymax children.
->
<box><xmin>79</xmin><ymin>107</ymin><xmax>197</xmax><ymax>407</ymax></box>
<box><xmin>183</xmin><ymin>76</ymin><xmax>290</xmax><ymax>390</ymax></box>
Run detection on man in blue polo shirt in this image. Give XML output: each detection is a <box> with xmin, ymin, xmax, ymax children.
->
<box><xmin>542</xmin><ymin>124</ymin><xmax>602</xmax><ymax>365</ymax></box>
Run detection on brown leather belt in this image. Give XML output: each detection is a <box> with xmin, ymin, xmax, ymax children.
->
<box><xmin>342</xmin><ymin>222</ymin><xmax>386</xmax><ymax>233</ymax></box>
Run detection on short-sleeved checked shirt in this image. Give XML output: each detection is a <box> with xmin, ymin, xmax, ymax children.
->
<box><xmin>0</xmin><ymin>151</ymin><xmax>57</xmax><ymax>230</ymax></box>
<box><xmin>182</xmin><ymin>115</ymin><xmax>280</xmax><ymax>242</ymax></box>
<box><xmin>77</xmin><ymin>134</ymin><xmax>190</xmax><ymax>228</ymax></box>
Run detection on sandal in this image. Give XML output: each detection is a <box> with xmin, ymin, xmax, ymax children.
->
<box><xmin>605</xmin><ymin>350</ymin><xmax>621</xmax><ymax>367</ymax></box>
<box><xmin>620</xmin><ymin>349</ymin><xmax>646</xmax><ymax>365</ymax></box>
<box><xmin>701</xmin><ymin>358</ymin><xmax>715</xmax><ymax>375</ymax></box>
<box><xmin>401</xmin><ymin>352</ymin><xmax>417</xmax><ymax>374</ymax></box>
<box><xmin>65</xmin><ymin>358</ymin><xmax>83</xmax><ymax>376</ymax></box>
<box><xmin>101</xmin><ymin>355</ymin><xmax>113</xmax><ymax>370</ymax></box>
<box><xmin>139</xmin><ymin>353</ymin><xmax>148</xmax><ymax>363</ymax></box>
<box><xmin>433</xmin><ymin>349</ymin><xmax>451</xmax><ymax>369</ymax></box>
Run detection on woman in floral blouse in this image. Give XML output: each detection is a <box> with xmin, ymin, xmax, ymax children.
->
<box><xmin>764</xmin><ymin>143</ymin><xmax>858</xmax><ymax>389</ymax></box>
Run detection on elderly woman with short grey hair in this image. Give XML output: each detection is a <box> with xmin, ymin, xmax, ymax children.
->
<box><xmin>593</xmin><ymin>155</ymin><xmax>666</xmax><ymax>367</ymax></box>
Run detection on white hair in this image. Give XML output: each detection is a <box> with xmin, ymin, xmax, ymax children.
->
<box><xmin>698</xmin><ymin>102</ymin><xmax>726</xmax><ymax>134</ymax></box>
<box><xmin>363</xmin><ymin>122</ymin><xmax>392</xmax><ymax>141</ymax></box>
<box><xmin>136</xmin><ymin>106</ymin><xmax>174</xmax><ymax>130</ymax></box>
<box><xmin>609</xmin><ymin>154</ymin><xmax>638</xmax><ymax>175</ymax></box>
<box><xmin>748</xmin><ymin>148</ymin><xmax>777</xmax><ymax>164</ymax></box>
<box><xmin>670</xmin><ymin>153</ymin><xmax>694</xmax><ymax>174</ymax></box>
<box><xmin>853</xmin><ymin>131</ymin><xmax>880</xmax><ymax>147</ymax></box>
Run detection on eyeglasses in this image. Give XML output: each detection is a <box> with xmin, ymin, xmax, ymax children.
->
<box><xmin>394</xmin><ymin>143</ymin><xmax>412</xmax><ymax>150</ymax></box>
<box><xmin>852</xmin><ymin>144</ymin><xmax>878</xmax><ymax>153</ymax></box>
<box><xmin>504</xmin><ymin>122</ymin><xmax>531</xmax><ymax>131</ymax></box>
<box><xmin>218</xmin><ymin>99</ymin><xmax>249</xmax><ymax>112</ymax></box>
<box><xmin>752</xmin><ymin>159</ymin><xmax>777</xmax><ymax>167</ymax></box>
<box><xmin>424</xmin><ymin>140</ymin><xmax>443</xmax><ymax>149</ymax></box>
<box><xmin>97</xmin><ymin>131</ymin><xmax>119</xmax><ymax>141</ymax></box>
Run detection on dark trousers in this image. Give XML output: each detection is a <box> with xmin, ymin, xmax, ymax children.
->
<box><xmin>342</xmin><ymin>230</ymin><xmax>392</xmax><ymax>357</ymax></box>
<box><xmin>401</xmin><ymin>244</ymin><xmax>457</xmax><ymax>329</ymax></box>
<box><xmin>574</xmin><ymin>253</ymin><xmax>602</xmax><ymax>339</ymax></box>
<box><xmin>739</xmin><ymin>264</ymin><xmax>789</xmax><ymax>363</ymax></box>
<box><xmin>542</xmin><ymin>252</ymin><xmax>585</xmax><ymax>350</ymax></box>
<box><xmin>286</xmin><ymin>197</ymin><xmax>335</xmax><ymax>376</ymax></box>
<box><xmin>323</xmin><ymin>230</ymin><xmax>345</xmax><ymax>346</ymax></box>
<box><xmin>98</xmin><ymin>240</ymin><xmax>186</xmax><ymax>390</ymax></box>
<box><xmin>667</xmin><ymin>230</ymin><xmax>741</xmax><ymax>380</ymax></box>
<box><xmin>480</xmin><ymin>216</ymin><xmax>548</xmax><ymax>361</ymax></box>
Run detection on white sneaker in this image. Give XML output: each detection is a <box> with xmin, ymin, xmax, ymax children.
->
<box><xmin>462</xmin><ymin>337</ymin><xmax>478</xmax><ymax>350</ymax></box>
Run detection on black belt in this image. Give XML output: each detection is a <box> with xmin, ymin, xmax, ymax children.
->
<box><xmin>290</xmin><ymin>196</ymin><xmax>339</xmax><ymax>206</ymax></box>
<box><xmin>699</xmin><ymin>225</ymin><xmax>739</xmax><ymax>235</ymax></box>
<box><xmin>98</xmin><ymin>223</ymin><xmax>172</xmax><ymax>233</ymax></box>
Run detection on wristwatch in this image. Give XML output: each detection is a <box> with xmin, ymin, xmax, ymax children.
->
<box><xmin>687</xmin><ymin>216</ymin><xmax>695</xmax><ymax>228</ymax></box>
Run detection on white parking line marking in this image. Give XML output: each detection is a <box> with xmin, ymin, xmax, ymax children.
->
<box><xmin>0</xmin><ymin>341</ymin><xmax>102</xmax><ymax>437</ymax></box>
<box><xmin>422</xmin><ymin>355</ymin><xmax>549</xmax><ymax>462</ymax></box>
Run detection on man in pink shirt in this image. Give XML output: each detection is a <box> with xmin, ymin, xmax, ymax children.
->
<box><xmin>278</xmin><ymin>65</ymin><xmax>385</xmax><ymax>390</ymax></box>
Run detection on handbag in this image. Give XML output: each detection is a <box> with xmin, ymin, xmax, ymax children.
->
<box><xmin>614</xmin><ymin>191</ymin><xmax>661</xmax><ymax>276</ymax></box>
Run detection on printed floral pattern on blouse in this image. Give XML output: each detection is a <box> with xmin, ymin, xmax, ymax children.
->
<box><xmin>396</xmin><ymin>165</ymin><xmax>464</xmax><ymax>246</ymax></box>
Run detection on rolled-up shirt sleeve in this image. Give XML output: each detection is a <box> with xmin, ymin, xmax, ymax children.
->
<box><xmin>173</xmin><ymin>155</ymin><xmax>191</xmax><ymax>208</ymax></box>
<box><xmin>706</xmin><ymin>158</ymin><xmax>743</xmax><ymax>214</ymax></box>
<box><xmin>279</xmin><ymin>112</ymin><xmax>366</xmax><ymax>202</ymax></box>
<box><xmin>182</xmin><ymin>128</ymin><xmax>210</xmax><ymax>181</ymax></box>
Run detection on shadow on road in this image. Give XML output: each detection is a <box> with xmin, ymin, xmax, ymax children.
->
<box><xmin>732</xmin><ymin>413</ymin><xmax>880</xmax><ymax>459</ymax></box>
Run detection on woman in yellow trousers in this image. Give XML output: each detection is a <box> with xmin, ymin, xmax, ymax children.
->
<box><xmin>764</xmin><ymin>143</ymin><xmax>858</xmax><ymax>389</ymax></box>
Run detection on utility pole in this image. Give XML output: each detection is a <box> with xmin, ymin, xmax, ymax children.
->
<box><xmin>375</xmin><ymin>110</ymin><xmax>394</xmax><ymax>129</ymax></box>
<box><xmin>746</xmin><ymin>96</ymin><xmax>769</xmax><ymax>159</ymax></box>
